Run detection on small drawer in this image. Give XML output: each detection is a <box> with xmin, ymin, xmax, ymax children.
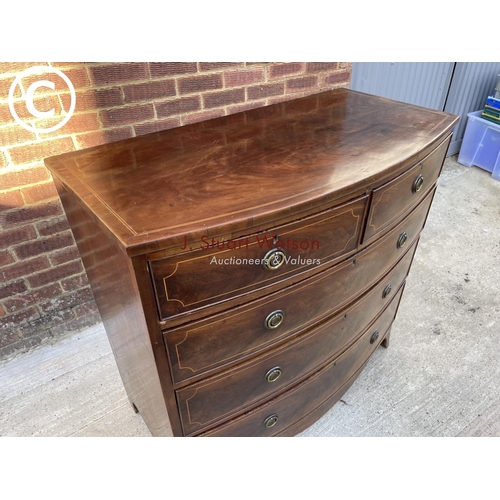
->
<box><xmin>151</xmin><ymin>196</ymin><xmax>367</xmax><ymax>320</ymax></box>
<box><xmin>165</xmin><ymin>232</ymin><xmax>418</xmax><ymax>385</ymax></box>
<box><xmin>363</xmin><ymin>135</ymin><xmax>450</xmax><ymax>244</ymax></box>
<box><xmin>177</xmin><ymin>281</ymin><xmax>404</xmax><ymax>435</ymax></box>
<box><xmin>200</xmin><ymin>293</ymin><xmax>399</xmax><ymax>437</ymax></box>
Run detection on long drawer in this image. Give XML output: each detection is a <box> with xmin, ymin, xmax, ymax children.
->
<box><xmin>177</xmin><ymin>276</ymin><xmax>405</xmax><ymax>435</ymax></box>
<box><xmin>200</xmin><ymin>291</ymin><xmax>400</xmax><ymax>437</ymax></box>
<box><xmin>150</xmin><ymin>195</ymin><xmax>368</xmax><ymax>319</ymax></box>
<box><xmin>165</xmin><ymin>188</ymin><xmax>433</xmax><ymax>384</ymax></box>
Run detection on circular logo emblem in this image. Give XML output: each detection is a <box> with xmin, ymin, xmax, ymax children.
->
<box><xmin>8</xmin><ymin>66</ymin><xmax>76</xmax><ymax>133</ymax></box>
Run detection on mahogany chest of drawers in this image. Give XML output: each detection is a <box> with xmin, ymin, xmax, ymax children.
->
<box><xmin>45</xmin><ymin>89</ymin><xmax>458</xmax><ymax>436</ymax></box>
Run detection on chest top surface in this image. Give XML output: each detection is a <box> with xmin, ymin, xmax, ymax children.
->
<box><xmin>44</xmin><ymin>89</ymin><xmax>458</xmax><ymax>254</ymax></box>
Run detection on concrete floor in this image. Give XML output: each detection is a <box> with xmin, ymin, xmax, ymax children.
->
<box><xmin>1</xmin><ymin>156</ymin><xmax>499</xmax><ymax>437</ymax></box>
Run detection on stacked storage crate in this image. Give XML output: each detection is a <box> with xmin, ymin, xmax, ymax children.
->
<box><xmin>481</xmin><ymin>96</ymin><xmax>500</xmax><ymax>124</ymax></box>
<box><xmin>458</xmin><ymin>75</ymin><xmax>500</xmax><ymax>181</ymax></box>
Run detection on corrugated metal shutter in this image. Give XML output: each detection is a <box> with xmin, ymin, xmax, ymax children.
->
<box><xmin>351</xmin><ymin>62</ymin><xmax>455</xmax><ymax>110</ymax></box>
<box><xmin>444</xmin><ymin>63</ymin><xmax>500</xmax><ymax>155</ymax></box>
<box><xmin>350</xmin><ymin>62</ymin><xmax>500</xmax><ymax>156</ymax></box>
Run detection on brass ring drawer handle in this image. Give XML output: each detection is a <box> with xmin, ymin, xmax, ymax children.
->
<box><xmin>370</xmin><ymin>331</ymin><xmax>379</xmax><ymax>344</ymax></box>
<box><xmin>265</xmin><ymin>366</ymin><xmax>282</xmax><ymax>383</ymax></box>
<box><xmin>265</xmin><ymin>310</ymin><xmax>285</xmax><ymax>329</ymax></box>
<box><xmin>382</xmin><ymin>284</ymin><xmax>392</xmax><ymax>299</ymax></box>
<box><xmin>263</xmin><ymin>248</ymin><xmax>286</xmax><ymax>270</ymax></box>
<box><xmin>397</xmin><ymin>231</ymin><xmax>407</xmax><ymax>249</ymax></box>
<box><xmin>263</xmin><ymin>414</ymin><xmax>279</xmax><ymax>428</ymax></box>
<box><xmin>412</xmin><ymin>174</ymin><xmax>424</xmax><ymax>193</ymax></box>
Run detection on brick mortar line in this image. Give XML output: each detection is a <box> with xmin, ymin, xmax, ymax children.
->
<box><xmin>82</xmin><ymin>71</ymin><xmax>222</xmax><ymax>91</ymax></box>
<box><xmin>117</xmin><ymin>84</ymin><xmax>125</xmax><ymax>101</ymax></box>
<box><xmin>0</xmin><ymin>132</ymin><xmax>74</xmax><ymax>148</ymax></box>
<box><xmin>32</xmin><ymin>217</ymin><xmax>65</xmax><ymax>239</ymax></box>
<box><xmin>69</xmin><ymin>130</ymin><xmax>87</xmax><ymax>147</ymax></box>
<box><xmin>0</xmin><ymin>169</ymin><xmax>51</xmax><ymax>185</ymax></box>
<box><xmin>0</xmin><ymin>158</ymin><xmax>51</xmax><ymax>171</ymax></box>
<box><xmin>0</xmin><ymin>263</ymin><xmax>47</xmax><ymax>287</ymax></box>
<box><xmin>19</xmin><ymin>188</ymin><xmax>58</xmax><ymax>206</ymax></box>
<box><xmin>0</xmin><ymin>208</ymin><xmax>61</xmax><ymax>230</ymax></box>
<box><xmin>0</xmin><ymin>160</ymin><xmax>51</xmax><ymax>174</ymax></box>
<box><xmin>96</xmin><ymin>109</ymin><xmax>104</xmax><ymax>128</ymax></box>
<box><xmin>71</xmin><ymin>124</ymin><xmax>136</xmax><ymax>141</ymax></box>
<box><xmin>32</xmin><ymin>286</ymin><xmax>94</xmax><ymax>308</ymax></box>
<box><xmin>0</xmin><ymin>89</ymin><xmax>76</xmax><ymax>103</ymax></box>
<box><xmin>79</xmin><ymin>64</ymin><xmax>292</xmax><ymax>91</ymax></box>
<box><xmin>173</xmin><ymin>77</ymin><xmax>180</xmax><ymax>99</ymax></box>
<box><xmin>266</xmin><ymin>71</ymin><xmax>339</xmax><ymax>87</ymax></box>
<box><xmin>0</xmin><ymin>148</ymin><xmax>11</xmax><ymax>165</ymax></box>
<box><xmin>38</xmin><ymin>129</ymin><xmax>86</xmax><ymax>146</ymax></box>
<box><xmin>0</xmin><ymin>134</ymin><xmax>71</xmax><ymax>152</ymax></box>
<box><xmin>0</xmin><ymin>131</ymin><xmax>81</xmax><ymax>154</ymax></box>
<box><xmin>2</xmin><ymin>256</ymin><xmax>83</xmax><ymax>280</ymax></box>
<box><xmin>265</xmin><ymin>62</ymin><xmax>305</xmax><ymax>81</ymax></box>
<box><xmin>0</xmin><ymin>252</ymin><xmax>74</xmax><ymax>276</ymax></box>
<box><xmin>0</xmin><ymin>111</ymin><xmax>100</xmax><ymax>131</ymax></box>
<box><xmin>55</xmin><ymin>88</ymin><xmax>66</xmax><ymax>133</ymax></box>
<box><xmin>8</xmin><ymin>228</ymin><xmax>73</xmax><ymax>249</ymax></box>
<box><xmin>0</xmin><ymin>64</ymin><xmax>51</xmax><ymax>78</ymax></box>
<box><xmin>1</xmin><ymin>207</ymin><xmax>60</xmax><ymax>224</ymax></box>
<box><xmin>0</xmin><ymin>280</ymin><xmax>92</xmax><ymax>307</ymax></box>
<box><xmin>0</xmin><ymin>248</ymin><xmax>20</xmax><ymax>264</ymax></box>
<box><xmin>221</xmin><ymin>66</ymin><xmax>267</xmax><ymax>89</ymax></box>
<box><xmin>81</xmin><ymin>65</ymin><xmax>91</xmax><ymax>84</ymax></box>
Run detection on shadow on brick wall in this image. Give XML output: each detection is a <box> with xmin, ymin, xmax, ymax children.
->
<box><xmin>0</xmin><ymin>201</ymin><xmax>101</xmax><ymax>359</ymax></box>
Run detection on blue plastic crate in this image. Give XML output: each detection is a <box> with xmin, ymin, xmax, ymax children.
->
<box><xmin>458</xmin><ymin>110</ymin><xmax>500</xmax><ymax>181</ymax></box>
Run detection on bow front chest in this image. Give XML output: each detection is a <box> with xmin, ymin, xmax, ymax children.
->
<box><xmin>45</xmin><ymin>89</ymin><xmax>458</xmax><ymax>436</ymax></box>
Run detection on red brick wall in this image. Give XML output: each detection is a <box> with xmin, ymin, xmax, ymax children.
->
<box><xmin>0</xmin><ymin>62</ymin><xmax>352</xmax><ymax>358</ymax></box>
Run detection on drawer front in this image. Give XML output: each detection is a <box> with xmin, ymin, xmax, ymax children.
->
<box><xmin>363</xmin><ymin>135</ymin><xmax>450</xmax><ymax>243</ymax></box>
<box><xmin>200</xmin><ymin>294</ymin><xmax>399</xmax><ymax>437</ymax></box>
<box><xmin>166</xmin><ymin>234</ymin><xmax>418</xmax><ymax>385</ymax></box>
<box><xmin>177</xmin><ymin>282</ymin><xmax>404</xmax><ymax>435</ymax></box>
<box><xmin>151</xmin><ymin>196</ymin><xmax>367</xmax><ymax>320</ymax></box>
